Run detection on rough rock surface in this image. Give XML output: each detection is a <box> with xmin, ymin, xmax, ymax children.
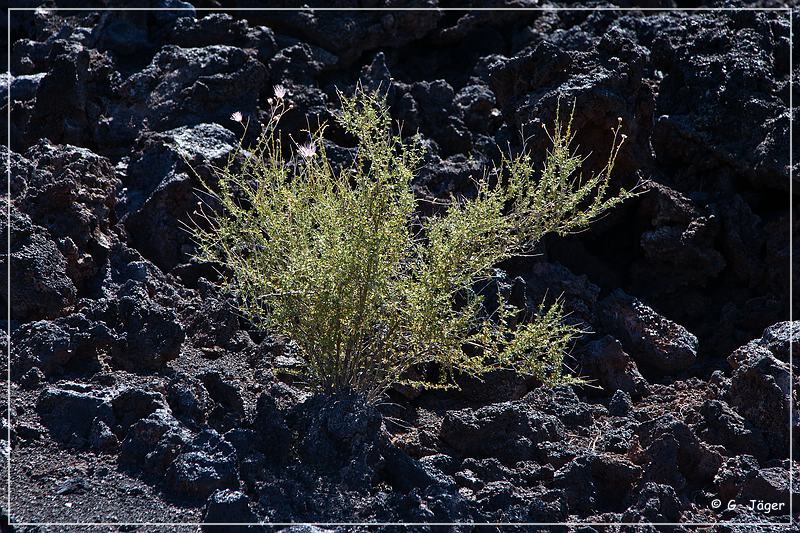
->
<box><xmin>2</xmin><ymin>203</ymin><xmax>77</xmax><ymax>322</ymax></box>
<box><xmin>4</xmin><ymin>2</ymin><xmax>795</xmax><ymax>528</ymax></box>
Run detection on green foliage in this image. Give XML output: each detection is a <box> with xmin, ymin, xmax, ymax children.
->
<box><xmin>190</xmin><ymin>88</ymin><xmax>634</xmax><ymax>402</ymax></box>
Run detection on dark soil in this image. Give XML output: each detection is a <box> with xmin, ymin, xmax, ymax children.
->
<box><xmin>1</xmin><ymin>1</ymin><xmax>797</xmax><ymax>532</ymax></box>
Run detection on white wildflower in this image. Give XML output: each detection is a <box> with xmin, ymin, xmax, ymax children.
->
<box><xmin>297</xmin><ymin>141</ymin><xmax>317</xmax><ymax>159</ymax></box>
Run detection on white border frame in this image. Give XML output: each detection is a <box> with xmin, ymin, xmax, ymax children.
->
<box><xmin>4</xmin><ymin>5</ymin><xmax>794</xmax><ymax>529</ymax></box>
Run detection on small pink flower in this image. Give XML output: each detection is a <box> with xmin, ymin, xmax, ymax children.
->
<box><xmin>297</xmin><ymin>141</ymin><xmax>317</xmax><ymax>159</ymax></box>
<box><xmin>230</xmin><ymin>111</ymin><xmax>243</xmax><ymax>123</ymax></box>
<box><xmin>274</xmin><ymin>85</ymin><xmax>288</xmax><ymax>100</ymax></box>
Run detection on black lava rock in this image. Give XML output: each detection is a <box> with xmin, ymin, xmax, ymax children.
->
<box><xmin>599</xmin><ymin>289</ymin><xmax>698</xmax><ymax>374</ymax></box>
<box><xmin>202</xmin><ymin>489</ymin><xmax>263</xmax><ymax>532</ymax></box>
<box><xmin>439</xmin><ymin>401</ymin><xmax>565</xmax><ymax>463</ymax></box>
<box><xmin>36</xmin><ymin>384</ymin><xmax>113</xmax><ymax>449</ymax></box>
<box><xmin>2</xmin><ymin>204</ymin><xmax>76</xmax><ymax>322</ymax></box>
<box><xmin>165</xmin><ymin>430</ymin><xmax>240</xmax><ymax>500</ymax></box>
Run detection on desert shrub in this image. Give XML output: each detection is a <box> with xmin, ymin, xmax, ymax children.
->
<box><xmin>190</xmin><ymin>87</ymin><xmax>633</xmax><ymax>402</ymax></box>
